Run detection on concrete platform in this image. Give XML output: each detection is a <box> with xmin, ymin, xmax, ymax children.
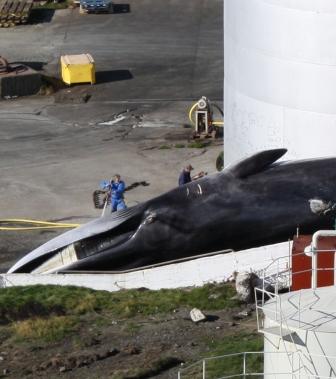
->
<box><xmin>0</xmin><ymin>242</ymin><xmax>291</xmax><ymax>292</ymax></box>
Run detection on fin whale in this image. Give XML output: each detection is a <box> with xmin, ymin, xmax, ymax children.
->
<box><xmin>8</xmin><ymin>148</ymin><xmax>336</xmax><ymax>273</ymax></box>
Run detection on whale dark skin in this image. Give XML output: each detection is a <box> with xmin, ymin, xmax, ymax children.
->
<box><xmin>8</xmin><ymin>149</ymin><xmax>336</xmax><ymax>273</ymax></box>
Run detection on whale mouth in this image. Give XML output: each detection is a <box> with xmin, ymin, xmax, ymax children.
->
<box><xmin>32</xmin><ymin>229</ymin><xmax>135</xmax><ymax>274</ymax></box>
<box><xmin>9</xmin><ymin>206</ymin><xmax>147</xmax><ymax>274</ymax></box>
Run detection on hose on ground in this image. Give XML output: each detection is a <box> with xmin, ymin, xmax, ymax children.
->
<box><xmin>0</xmin><ymin>218</ymin><xmax>80</xmax><ymax>231</ymax></box>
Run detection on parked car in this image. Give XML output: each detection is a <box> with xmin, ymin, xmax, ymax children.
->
<box><xmin>79</xmin><ymin>0</ymin><xmax>113</xmax><ymax>14</ymax></box>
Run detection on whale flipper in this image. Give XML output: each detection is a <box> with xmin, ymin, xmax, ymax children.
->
<box><xmin>227</xmin><ymin>148</ymin><xmax>287</xmax><ymax>179</ymax></box>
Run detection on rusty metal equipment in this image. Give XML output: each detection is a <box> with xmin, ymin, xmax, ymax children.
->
<box><xmin>0</xmin><ymin>56</ymin><xmax>28</xmax><ymax>76</ymax></box>
<box><xmin>0</xmin><ymin>56</ymin><xmax>9</xmax><ymax>75</ymax></box>
<box><xmin>189</xmin><ymin>96</ymin><xmax>224</xmax><ymax>139</ymax></box>
<box><xmin>0</xmin><ymin>56</ymin><xmax>40</xmax><ymax>99</ymax></box>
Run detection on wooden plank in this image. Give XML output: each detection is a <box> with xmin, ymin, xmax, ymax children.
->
<box><xmin>0</xmin><ymin>0</ymin><xmax>32</xmax><ymax>26</ymax></box>
<box><xmin>2</xmin><ymin>0</ymin><xmax>11</xmax><ymax>14</ymax></box>
<box><xmin>16</xmin><ymin>0</ymin><xmax>26</xmax><ymax>15</ymax></box>
<box><xmin>22</xmin><ymin>0</ymin><xmax>32</xmax><ymax>15</ymax></box>
<box><xmin>9</xmin><ymin>0</ymin><xmax>20</xmax><ymax>17</ymax></box>
<box><xmin>0</xmin><ymin>0</ymin><xmax>8</xmax><ymax>14</ymax></box>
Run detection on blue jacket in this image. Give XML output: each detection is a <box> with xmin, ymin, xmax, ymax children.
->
<box><xmin>111</xmin><ymin>180</ymin><xmax>125</xmax><ymax>200</ymax></box>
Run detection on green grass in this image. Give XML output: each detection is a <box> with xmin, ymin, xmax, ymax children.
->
<box><xmin>187</xmin><ymin>141</ymin><xmax>209</xmax><ymax>149</ymax></box>
<box><xmin>123</xmin><ymin>321</ymin><xmax>141</xmax><ymax>334</ymax></box>
<box><xmin>216</xmin><ymin>151</ymin><xmax>224</xmax><ymax>171</ymax></box>
<box><xmin>12</xmin><ymin>315</ymin><xmax>77</xmax><ymax>343</ymax></box>
<box><xmin>174</xmin><ymin>143</ymin><xmax>185</xmax><ymax>148</ymax></box>
<box><xmin>110</xmin><ymin>356</ymin><xmax>182</xmax><ymax>379</ymax></box>
<box><xmin>0</xmin><ymin>283</ymin><xmax>240</xmax><ymax>343</ymax></box>
<box><xmin>0</xmin><ymin>283</ymin><xmax>239</xmax><ymax>322</ymax></box>
<box><xmin>158</xmin><ymin>144</ymin><xmax>171</xmax><ymax>149</ymax></box>
<box><xmin>180</xmin><ymin>333</ymin><xmax>263</xmax><ymax>378</ymax></box>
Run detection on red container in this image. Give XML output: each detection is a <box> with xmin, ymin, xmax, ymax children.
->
<box><xmin>291</xmin><ymin>235</ymin><xmax>335</xmax><ymax>291</ymax></box>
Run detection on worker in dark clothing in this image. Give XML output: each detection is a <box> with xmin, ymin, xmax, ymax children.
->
<box><xmin>178</xmin><ymin>164</ymin><xmax>206</xmax><ymax>186</ymax></box>
<box><xmin>110</xmin><ymin>174</ymin><xmax>127</xmax><ymax>212</ymax></box>
<box><xmin>178</xmin><ymin>164</ymin><xmax>193</xmax><ymax>186</ymax></box>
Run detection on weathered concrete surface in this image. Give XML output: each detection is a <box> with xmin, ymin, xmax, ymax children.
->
<box><xmin>0</xmin><ymin>0</ymin><xmax>223</xmax><ymax>271</ymax></box>
<box><xmin>1</xmin><ymin>0</ymin><xmax>223</xmax><ymax>100</ymax></box>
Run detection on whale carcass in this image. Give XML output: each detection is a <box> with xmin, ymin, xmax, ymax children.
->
<box><xmin>8</xmin><ymin>149</ymin><xmax>336</xmax><ymax>273</ymax></box>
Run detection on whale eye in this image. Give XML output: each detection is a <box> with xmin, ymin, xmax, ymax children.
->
<box><xmin>144</xmin><ymin>212</ymin><xmax>157</xmax><ymax>224</ymax></box>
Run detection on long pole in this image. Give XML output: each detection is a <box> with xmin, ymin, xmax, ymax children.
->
<box><xmin>101</xmin><ymin>194</ymin><xmax>109</xmax><ymax>217</ymax></box>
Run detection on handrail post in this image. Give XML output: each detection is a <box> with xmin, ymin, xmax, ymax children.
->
<box><xmin>276</xmin><ymin>259</ymin><xmax>279</xmax><ymax>295</ymax></box>
<box><xmin>177</xmin><ymin>370</ymin><xmax>181</xmax><ymax>379</ymax></box>
<box><xmin>202</xmin><ymin>359</ymin><xmax>206</xmax><ymax>379</ymax></box>
<box><xmin>312</xmin><ymin>248</ymin><xmax>317</xmax><ymax>290</ymax></box>
<box><xmin>243</xmin><ymin>352</ymin><xmax>246</xmax><ymax>379</ymax></box>
<box><xmin>299</xmin><ymin>290</ymin><xmax>301</xmax><ymax>328</ymax></box>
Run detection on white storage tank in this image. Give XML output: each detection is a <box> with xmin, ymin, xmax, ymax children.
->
<box><xmin>224</xmin><ymin>0</ymin><xmax>336</xmax><ymax>165</ymax></box>
<box><xmin>262</xmin><ymin>286</ymin><xmax>336</xmax><ymax>377</ymax></box>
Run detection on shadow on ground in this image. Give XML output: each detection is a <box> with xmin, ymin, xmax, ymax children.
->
<box><xmin>28</xmin><ymin>8</ymin><xmax>55</xmax><ymax>24</ymax></box>
<box><xmin>12</xmin><ymin>61</ymin><xmax>48</xmax><ymax>71</ymax></box>
<box><xmin>96</xmin><ymin>69</ymin><xmax>133</xmax><ymax>84</ymax></box>
<box><xmin>113</xmin><ymin>3</ymin><xmax>130</xmax><ymax>13</ymax></box>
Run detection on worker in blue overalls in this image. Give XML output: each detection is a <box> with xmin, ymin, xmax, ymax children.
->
<box><xmin>110</xmin><ymin>174</ymin><xmax>127</xmax><ymax>212</ymax></box>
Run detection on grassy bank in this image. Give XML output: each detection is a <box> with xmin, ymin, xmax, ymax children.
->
<box><xmin>0</xmin><ymin>283</ymin><xmax>239</xmax><ymax>342</ymax></box>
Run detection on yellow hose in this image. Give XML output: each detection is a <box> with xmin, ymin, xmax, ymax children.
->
<box><xmin>188</xmin><ymin>102</ymin><xmax>198</xmax><ymax>126</ymax></box>
<box><xmin>0</xmin><ymin>218</ymin><xmax>80</xmax><ymax>231</ymax></box>
<box><xmin>188</xmin><ymin>103</ymin><xmax>224</xmax><ymax>127</ymax></box>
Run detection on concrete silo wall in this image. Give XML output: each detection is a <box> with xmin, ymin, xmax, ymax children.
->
<box><xmin>224</xmin><ymin>0</ymin><xmax>336</xmax><ymax>165</ymax></box>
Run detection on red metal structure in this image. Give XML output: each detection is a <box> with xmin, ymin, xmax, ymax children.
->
<box><xmin>291</xmin><ymin>235</ymin><xmax>335</xmax><ymax>291</ymax></box>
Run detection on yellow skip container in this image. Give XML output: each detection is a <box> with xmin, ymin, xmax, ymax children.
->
<box><xmin>60</xmin><ymin>54</ymin><xmax>96</xmax><ymax>85</ymax></box>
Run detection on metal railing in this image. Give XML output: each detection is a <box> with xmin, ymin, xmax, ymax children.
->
<box><xmin>177</xmin><ymin>349</ymin><xmax>336</xmax><ymax>379</ymax></box>
<box><xmin>178</xmin><ymin>237</ymin><xmax>336</xmax><ymax>379</ymax></box>
<box><xmin>177</xmin><ymin>351</ymin><xmax>288</xmax><ymax>379</ymax></box>
<box><xmin>261</xmin><ymin>249</ymin><xmax>336</xmax><ymax>296</ymax></box>
<box><xmin>258</xmin><ymin>249</ymin><xmax>336</xmax><ymax>330</ymax></box>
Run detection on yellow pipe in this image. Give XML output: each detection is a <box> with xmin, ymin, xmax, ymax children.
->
<box><xmin>188</xmin><ymin>102</ymin><xmax>198</xmax><ymax>126</ymax></box>
<box><xmin>188</xmin><ymin>103</ymin><xmax>224</xmax><ymax>127</ymax></box>
<box><xmin>0</xmin><ymin>226</ymin><xmax>79</xmax><ymax>231</ymax></box>
<box><xmin>0</xmin><ymin>218</ymin><xmax>80</xmax><ymax>231</ymax></box>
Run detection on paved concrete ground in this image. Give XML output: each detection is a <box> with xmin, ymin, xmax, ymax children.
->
<box><xmin>0</xmin><ymin>0</ymin><xmax>223</xmax><ymax>271</ymax></box>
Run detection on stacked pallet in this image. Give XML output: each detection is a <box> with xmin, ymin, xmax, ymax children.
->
<box><xmin>0</xmin><ymin>0</ymin><xmax>33</xmax><ymax>27</ymax></box>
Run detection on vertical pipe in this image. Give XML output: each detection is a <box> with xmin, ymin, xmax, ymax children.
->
<box><xmin>202</xmin><ymin>359</ymin><xmax>206</xmax><ymax>379</ymax></box>
<box><xmin>289</xmin><ymin>240</ymin><xmax>292</xmax><ymax>292</ymax></box>
<box><xmin>276</xmin><ymin>259</ymin><xmax>279</xmax><ymax>295</ymax></box>
<box><xmin>243</xmin><ymin>352</ymin><xmax>246</xmax><ymax>378</ymax></box>
<box><xmin>312</xmin><ymin>250</ymin><xmax>317</xmax><ymax>290</ymax></box>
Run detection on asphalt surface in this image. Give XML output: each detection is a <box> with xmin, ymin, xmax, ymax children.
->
<box><xmin>0</xmin><ymin>0</ymin><xmax>223</xmax><ymax>271</ymax></box>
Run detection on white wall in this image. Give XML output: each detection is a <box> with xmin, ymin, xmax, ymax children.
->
<box><xmin>224</xmin><ymin>0</ymin><xmax>336</xmax><ymax>164</ymax></box>
<box><xmin>0</xmin><ymin>242</ymin><xmax>291</xmax><ymax>292</ymax></box>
